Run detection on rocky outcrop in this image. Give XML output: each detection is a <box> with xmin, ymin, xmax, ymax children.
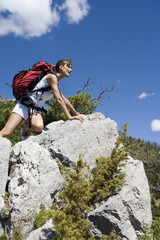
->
<box><xmin>0</xmin><ymin>138</ymin><xmax>11</xmax><ymax>200</ymax></box>
<box><xmin>0</xmin><ymin>113</ymin><xmax>152</xmax><ymax>239</ymax></box>
<box><xmin>0</xmin><ymin>138</ymin><xmax>11</xmax><ymax>236</ymax></box>
<box><xmin>88</xmin><ymin>156</ymin><xmax>152</xmax><ymax>239</ymax></box>
<box><xmin>26</xmin><ymin>219</ymin><xmax>55</xmax><ymax>240</ymax></box>
<box><xmin>8</xmin><ymin>141</ymin><xmax>63</xmax><ymax>236</ymax></box>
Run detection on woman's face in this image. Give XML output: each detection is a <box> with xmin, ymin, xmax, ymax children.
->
<box><xmin>60</xmin><ymin>62</ymin><xmax>72</xmax><ymax>77</ymax></box>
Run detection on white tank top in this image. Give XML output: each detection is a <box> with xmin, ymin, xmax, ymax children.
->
<box><xmin>29</xmin><ymin>76</ymin><xmax>53</xmax><ymax>107</ymax></box>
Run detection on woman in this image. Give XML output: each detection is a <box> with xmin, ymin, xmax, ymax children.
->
<box><xmin>0</xmin><ymin>59</ymin><xmax>84</xmax><ymax>140</ymax></box>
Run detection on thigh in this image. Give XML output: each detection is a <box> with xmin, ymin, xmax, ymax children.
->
<box><xmin>12</xmin><ymin>102</ymin><xmax>29</xmax><ymax>120</ymax></box>
<box><xmin>30</xmin><ymin>113</ymin><xmax>44</xmax><ymax>128</ymax></box>
<box><xmin>2</xmin><ymin>112</ymin><xmax>23</xmax><ymax>134</ymax></box>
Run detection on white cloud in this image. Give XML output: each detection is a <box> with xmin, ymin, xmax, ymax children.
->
<box><xmin>0</xmin><ymin>0</ymin><xmax>90</xmax><ymax>38</ymax></box>
<box><xmin>138</xmin><ymin>92</ymin><xmax>155</xmax><ymax>99</ymax></box>
<box><xmin>151</xmin><ymin>119</ymin><xmax>160</xmax><ymax>132</ymax></box>
<box><xmin>60</xmin><ymin>0</ymin><xmax>90</xmax><ymax>24</ymax></box>
<box><xmin>0</xmin><ymin>0</ymin><xmax>60</xmax><ymax>38</ymax></box>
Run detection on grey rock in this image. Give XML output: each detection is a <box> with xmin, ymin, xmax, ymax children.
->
<box><xmin>0</xmin><ymin>113</ymin><xmax>153</xmax><ymax>239</ymax></box>
<box><xmin>26</xmin><ymin>219</ymin><xmax>56</xmax><ymax>240</ymax></box>
<box><xmin>31</xmin><ymin>113</ymin><xmax>118</xmax><ymax>166</ymax></box>
<box><xmin>8</xmin><ymin>113</ymin><xmax>118</xmax><ymax>236</ymax></box>
<box><xmin>0</xmin><ymin>137</ymin><xmax>11</xmax><ymax>236</ymax></box>
<box><xmin>8</xmin><ymin>141</ymin><xmax>63</xmax><ymax>237</ymax></box>
<box><xmin>88</xmin><ymin>156</ymin><xmax>152</xmax><ymax>240</ymax></box>
<box><xmin>0</xmin><ymin>196</ymin><xmax>5</xmax><ymax>213</ymax></box>
<box><xmin>0</xmin><ymin>137</ymin><xmax>11</xmax><ymax>198</ymax></box>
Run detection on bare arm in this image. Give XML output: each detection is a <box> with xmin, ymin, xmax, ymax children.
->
<box><xmin>46</xmin><ymin>74</ymin><xmax>84</xmax><ymax>122</ymax></box>
<box><xmin>60</xmin><ymin>92</ymin><xmax>79</xmax><ymax>116</ymax></box>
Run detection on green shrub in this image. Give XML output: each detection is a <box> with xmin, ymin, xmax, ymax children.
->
<box><xmin>119</xmin><ymin>123</ymin><xmax>160</xmax><ymax>239</ymax></box>
<box><xmin>34</xmin><ymin>125</ymin><xmax>128</xmax><ymax>239</ymax></box>
<box><xmin>0</xmin><ymin>233</ymin><xmax>7</xmax><ymax>240</ymax></box>
<box><xmin>34</xmin><ymin>204</ymin><xmax>55</xmax><ymax>229</ymax></box>
<box><xmin>12</xmin><ymin>226</ymin><xmax>24</xmax><ymax>240</ymax></box>
<box><xmin>89</xmin><ymin>135</ymin><xmax>127</xmax><ymax>204</ymax></box>
<box><xmin>151</xmin><ymin>217</ymin><xmax>160</xmax><ymax>239</ymax></box>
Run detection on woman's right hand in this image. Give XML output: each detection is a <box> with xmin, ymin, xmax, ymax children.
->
<box><xmin>69</xmin><ymin>115</ymin><xmax>84</xmax><ymax>122</ymax></box>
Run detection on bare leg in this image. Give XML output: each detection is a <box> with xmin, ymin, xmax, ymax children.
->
<box><xmin>0</xmin><ymin>113</ymin><xmax>23</xmax><ymax>138</ymax></box>
<box><xmin>22</xmin><ymin>113</ymin><xmax>44</xmax><ymax>136</ymax></box>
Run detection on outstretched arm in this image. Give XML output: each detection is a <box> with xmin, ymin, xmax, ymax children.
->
<box><xmin>46</xmin><ymin>74</ymin><xmax>84</xmax><ymax>122</ymax></box>
<box><xmin>60</xmin><ymin>92</ymin><xmax>78</xmax><ymax>115</ymax></box>
<box><xmin>60</xmin><ymin>92</ymin><xmax>85</xmax><ymax>121</ymax></box>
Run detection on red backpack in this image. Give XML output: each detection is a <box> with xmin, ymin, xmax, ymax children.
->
<box><xmin>12</xmin><ymin>61</ymin><xmax>55</xmax><ymax>113</ymax></box>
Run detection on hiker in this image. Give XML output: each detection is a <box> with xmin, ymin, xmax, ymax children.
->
<box><xmin>0</xmin><ymin>59</ymin><xmax>84</xmax><ymax>140</ymax></box>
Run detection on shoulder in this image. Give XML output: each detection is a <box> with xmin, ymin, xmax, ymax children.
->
<box><xmin>46</xmin><ymin>73</ymin><xmax>58</xmax><ymax>86</ymax></box>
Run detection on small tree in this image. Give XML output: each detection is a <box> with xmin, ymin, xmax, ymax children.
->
<box><xmin>0</xmin><ymin>79</ymin><xmax>115</xmax><ymax>144</ymax></box>
<box><xmin>39</xmin><ymin>125</ymin><xmax>127</xmax><ymax>239</ymax></box>
<box><xmin>43</xmin><ymin>78</ymin><xmax>116</xmax><ymax>125</ymax></box>
<box><xmin>0</xmin><ymin>98</ymin><xmax>23</xmax><ymax>145</ymax></box>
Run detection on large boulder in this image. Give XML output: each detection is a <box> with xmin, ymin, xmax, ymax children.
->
<box><xmin>88</xmin><ymin>156</ymin><xmax>152</xmax><ymax>239</ymax></box>
<box><xmin>26</xmin><ymin>219</ymin><xmax>55</xmax><ymax>240</ymax></box>
<box><xmin>9</xmin><ymin>141</ymin><xmax>63</xmax><ymax>237</ymax></box>
<box><xmin>0</xmin><ymin>113</ymin><xmax>152</xmax><ymax>239</ymax></box>
<box><xmin>0</xmin><ymin>137</ymin><xmax>11</xmax><ymax>236</ymax></box>
<box><xmin>8</xmin><ymin>113</ymin><xmax>118</xmax><ymax>237</ymax></box>
<box><xmin>0</xmin><ymin>137</ymin><xmax>11</xmax><ymax>199</ymax></box>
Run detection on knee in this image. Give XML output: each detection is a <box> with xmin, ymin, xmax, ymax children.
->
<box><xmin>0</xmin><ymin>129</ymin><xmax>12</xmax><ymax>138</ymax></box>
<box><xmin>32</xmin><ymin>122</ymin><xmax>44</xmax><ymax>133</ymax></box>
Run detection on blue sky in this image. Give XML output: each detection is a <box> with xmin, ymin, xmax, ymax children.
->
<box><xmin>0</xmin><ymin>0</ymin><xmax>160</xmax><ymax>144</ymax></box>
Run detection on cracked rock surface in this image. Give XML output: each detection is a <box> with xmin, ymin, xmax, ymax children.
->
<box><xmin>0</xmin><ymin>113</ymin><xmax>152</xmax><ymax>239</ymax></box>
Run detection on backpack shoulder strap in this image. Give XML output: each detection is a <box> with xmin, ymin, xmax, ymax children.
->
<box><xmin>29</xmin><ymin>71</ymin><xmax>57</xmax><ymax>93</ymax></box>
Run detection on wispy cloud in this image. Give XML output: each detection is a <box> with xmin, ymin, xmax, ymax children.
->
<box><xmin>0</xmin><ymin>0</ymin><xmax>90</xmax><ymax>38</ymax></box>
<box><xmin>151</xmin><ymin>119</ymin><xmax>160</xmax><ymax>132</ymax></box>
<box><xmin>138</xmin><ymin>92</ymin><xmax>155</xmax><ymax>99</ymax></box>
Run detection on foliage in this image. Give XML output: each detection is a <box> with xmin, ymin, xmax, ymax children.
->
<box><xmin>137</xmin><ymin>217</ymin><xmax>160</xmax><ymax>240</ymax></box>
<box><xmin>0</xmin><ymin>98</ymin><xmax>15</xmax><ymax>124</ymax></box>
<box><xmin>137</xmin><ymin>227</ymin><xmax>153</xmax><ymax>240</ymax></box>
<box><xmin>12</xmin><ymin>226</ymin><xmax>24</xmax><ymax>240</ymax></box>
<box><xmin>0</xmin><ymin>79</ymin><xmax>114</xmax><ymax>145</ymax></box>
<box><xmin>53</xmin><ymin>130</ymin><xmax>127</xmax><ymax>239</ymax></box>
<box><xmin>151</xmin><ymin>217</ymin><xmax>160</xmax><ymax>240</ymax></box>
<box><xmin>34</xmin><ymin>126</ymin><xmax>128</xmax><ymax>239</ymax></box>
<box><xmin>101</xmin><ymin>232</ymin><xmax>120</xmax><ymax>240</ymax></box>
<box><xmin>34</xmin><ymin>204</ymin><xmax>55</xmax><ymax>229</ymax></box>
<box><xmin>119</xmin><ymin>133</ymin><xmax>160</xmax><ymax>211</ymax></box>
<box><xmin>0</xmin><ymin>98</ymin><xmax>24</xmax><ymax>145</ymax></box>
<box><xmin>0</xmin><ymin>93</ymin><xmax>96</xmax><ymax>145</ymax></box>
<box><xmin>53</xmin><ymin>156</ymin><xmax>92</xmax><ymax>240</ymax></box>
<box><xmin>43</xmin><ymin>93</ymin><xmax>98</xmax><ymax>126</ymax></box>
<box><xmin>0</xmin><ymin>93</ymin><xmax>97</xmax><ymax>145</ymax></box>
<box><xmin>42</xmin><ymin>97</ymin><xmax>67</xmax><ymax>126</ymax></box>
<box><xmin>3</xmin><ymin>192</ymin><xmax>9</xmax><ymax>204</ymax></box>
<box><xmin>119</xmin><ymin>127</ymin><xmax>160</xmax><ymax>239</ymax></box>
<box><xmin>0</xmin><ymin>233</ymin><xmax>7</xmax><ymax>240</ymax></box>
<box><xmin>89</xmin><ymin>130</ymin><xmax>127</xmax><ymax>204</ymax></box>
<box><xmin>69</xmin><ymin>93</ymin><xmax>98</xmax><ymax>115</ymax></box>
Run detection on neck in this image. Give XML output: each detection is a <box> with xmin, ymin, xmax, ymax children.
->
<box><xmin>55</xmin><ymin>72</ymin><xmax>65</xmax><ymax>81</ymax></box>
